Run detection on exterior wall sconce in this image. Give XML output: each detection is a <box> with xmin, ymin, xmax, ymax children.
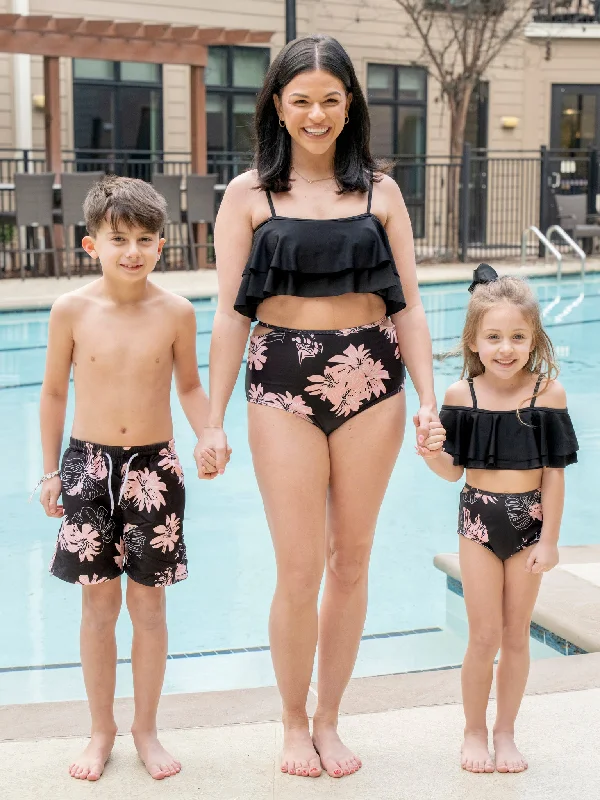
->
<box><xmin>32</xmin><ymin>94</ymin><xmax>45</xmax><ymax>111</ymax></box>
<box><xmin>501</xmin><ymin>116</ymin><xmax>519</xmax><ymax>129</ymax></box>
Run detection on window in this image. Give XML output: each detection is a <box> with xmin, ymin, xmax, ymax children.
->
<box><xmin>72</xmin><ymin>59</ymin><xmax>163</xmax><ymax>180</ymax></box>
<box><xmin>367</xmin><ymin>64</ymin><xmax>428</xmax><ymax>236</ymax></box>
<box><xmin>367</xmin><ymin>64</ymin><xmax>427</xmax><ymax>156</ymax></box>
<box><xmin>206</xmin><ymin>46</ymin><xmax>270</xmax><ymax>155</ymax></box>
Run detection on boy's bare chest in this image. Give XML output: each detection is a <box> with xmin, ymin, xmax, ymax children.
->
<box><xmin>72</xmin><ymin>313</ymin><xmax>175</xmax><ymax>375</ymax></box>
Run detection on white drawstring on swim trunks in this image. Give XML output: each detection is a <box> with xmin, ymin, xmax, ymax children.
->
<box><xmin>103</xmin><ymin>451</ymin><xmax>138</xmax><ymax>515</ymax></box>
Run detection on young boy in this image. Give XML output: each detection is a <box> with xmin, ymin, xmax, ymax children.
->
<box><xmin>38</xmin><ymin>176</ymin><xmax>219</xmax><ymax>781</ymax></box>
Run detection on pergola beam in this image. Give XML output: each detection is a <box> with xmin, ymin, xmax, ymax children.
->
<box><xmin>0</xmin><ymin>16</ymin><xmax>272</xmax><ymax>65</ymax></box>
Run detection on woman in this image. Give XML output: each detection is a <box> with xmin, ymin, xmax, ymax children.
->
<box><xmin>196</xmin><ymin>34</ymin><xmax>438</xmax><ymax>779</ymax></box>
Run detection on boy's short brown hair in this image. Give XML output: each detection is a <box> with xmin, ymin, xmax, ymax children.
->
<box><xmin>83</xmin><ymin>175</ymin><xmax>167</xmax><ymax>236</ymax></box>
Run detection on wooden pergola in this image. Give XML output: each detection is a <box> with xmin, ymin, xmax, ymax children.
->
<box><xmin>0</xmin><ymin>14</ymin><xmax>273</xmax><ymax>175</ymax></box>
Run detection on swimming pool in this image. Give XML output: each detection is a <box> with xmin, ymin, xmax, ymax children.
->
<box><xmin>1</xmin><ymin>273</ymin><xmax>597</xmax><ymax>703</ymax></box>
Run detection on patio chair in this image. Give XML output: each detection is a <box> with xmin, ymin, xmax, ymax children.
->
<box><xmin>555</xmin><ymin>194</ymin><xmax>600</xmax><ymax>254</ymax></box>
<box><xmin>14</xmin><ymin>173</ymin><xmax>58</xmax><ymax>279</ymax></box>
<box><xmin>60</xmin><ymin>171</ymin><xmax>103</xmax><ymax>277</ymax></box>
<box><xmin>152</xmin><ymin>173</ymin><xmax>187</xmax><ymax>270</ymax></box>
<box><xmin>186</xmin><ymin>174</ymin><xmax>217</xmax><ymax>270</ymax></box>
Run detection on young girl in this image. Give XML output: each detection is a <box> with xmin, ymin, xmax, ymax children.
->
<box><xmin>422</xmin><ymin>264</ymin><xmax>578</xmax><ymax>774</ymax></box>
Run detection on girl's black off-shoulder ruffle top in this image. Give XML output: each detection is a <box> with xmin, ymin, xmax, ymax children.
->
<box><xmin>440</xmin><ymin>378</ymin><xmax>578</xmax><ymax>470</ymax></box>
<box><xmin>234</xmin><ymin>184</ymin><xmax>406</xmax><ymax>321</ymax></box>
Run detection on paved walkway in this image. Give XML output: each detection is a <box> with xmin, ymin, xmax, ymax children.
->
<box><xmin>1</xmin><ymin>258</ymin><xmax>598</xmax><ymax>311</ymax></box>
<box><xmin>1</xmin><ymin>686</ymin><xmax>598</xmax><ymax>798</ymax></box>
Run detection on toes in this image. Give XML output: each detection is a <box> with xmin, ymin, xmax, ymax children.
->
<box><xmin>330</xmin><ymin>762</ymin><xmax>344</xmax><ymax>778</ymax></box>
<box><xmin>296</xmin><ymin>759</ymin><xmax>309</xmax><ymax>776</ymax></box>
<box><xmin>485</xmin><ymin>760</ymin><xmax>495</xmax><ymax>773</ymax></box>
<box><xmin>496</xmin><ymin>760</ymin><xmax>509</xmax><ymax>773</ymax></box>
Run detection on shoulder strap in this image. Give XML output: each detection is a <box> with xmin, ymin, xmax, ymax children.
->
<box><xmin>530</xmin><ymin>374</ymin><xmax>543</xmax><ymax>407</ymax></box>
<box><xmin>366</xmin><ymin>178</ymin><xmax>373</xmax><ymax>214</ymax></box>
<box><xmin>265</xmin><ymin>190</ymin><xmax>276</xmax><ymax>217</ymax></box>
<box><xmin>467</xmin><ymin>378</ymin><xmax>478</xmax><ymax>409</ymax></box>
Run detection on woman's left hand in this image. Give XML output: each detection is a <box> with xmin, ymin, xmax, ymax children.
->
<box><xmin>413</xmin><ymin>404</ymin><xmax>440</xmax><ymax>459</ymax></box>
<box><xmin>525</xmin><ymin>540</ymin><xmax>559</xmax><ymax>574</ymax></box>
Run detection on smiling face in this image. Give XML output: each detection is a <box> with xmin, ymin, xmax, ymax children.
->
<box><xmin>471</xmin><ymin>302</ymin><xmax>535</xmax><ymax>380</ymax></box>
<box><xmin>82</xmin><ymin>217</ymin><xmax>165</xmax><ymax>282</ymax></box>
<box><xmin>274</xmin><ymin>69</ymin><xmax>351</xmax><ymax>156</ymax></box>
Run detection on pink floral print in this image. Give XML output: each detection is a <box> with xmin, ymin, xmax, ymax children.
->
<box><xmin>291</xmin><ymin>334</ymin><xmax>323</xmax><ymax>364</ymax></box>
<box><xmin>262</xmin><ymin>390</ymin><xmax>314</xmax><ymax>420</ymax></box>
<box><xmin>248</xmin><ymin>382</ymin><xmax>264</xmax><ymax>403</ymax></box>
<box><xmin>77</xmin><ymin>574</ymin><xmax>108</xmax><ymax>585</ymax></box>
<box><xmin>158</xmin><ymin>440</ymin><xmax>184</xmax><ymax>486</ymax></box>
<box><xmin>150</xmin><ymin>513</ymin><xmax>181</xmax><ymax>553</ymax></box>
<box><xmin>122</xmin><ymin>468</ymin><xmax>167</xmax><ymax>513</ymax></box>
<box><xmin>62</xmin><ymin>443</ymin><xmax>108</xmax><ymax>500</ymax></box>
<box><xmin>305</xmin><ymin>343</ymin><xmax>390</xmax><ymax>418</ymax></box>
<box><xmin>114</xmin><ymin>538</ymin><xmax>125</xmax><ymax>570</ymax></box>
<box><xmin>248</xmin><ymin>337</ymin><xmax>268</xmax><ymax>370</ymax></box>
<box><xmin>379</xmin><ymin>322</ymin><xmax>402</xmax><ymax>360</ymax></box>
<box><xmin>248</xmin><ymin>382</ymin><xmax>313</xmax><ymax>421</ymax></box>
<box><xmin>175</xmin><ymin>563</ymin><xmax>188</xmax><ymax>581</ymax></box>
<box><xmin>529</xmin><ymin>503</ymin><xmax>543</xmax><ymax>521</ymax></box>
<box><xmin>58</xmin><ymin>518</ymin><xmax>102</xmax><ymax>562</ymax></box>
<box><xmin>461</xmin><ymin>508</ymin><xmax>489</xmax><ymax>544</ymax></box>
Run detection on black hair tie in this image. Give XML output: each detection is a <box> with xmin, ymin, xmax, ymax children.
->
<box><xmin>468</xmin><ymin>263</ymin><xmax>499</xmax><ymax>294</ymax></box>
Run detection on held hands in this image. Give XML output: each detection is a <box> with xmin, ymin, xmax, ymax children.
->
<box><xmin>194</xmin><ymin>426</ymin><xmax>232</xmax><ymax>480</ymax></box>
<box><xmin>525</xmin><ymin>539</ymin><xmax>559</xmax><ymax>574</ymax></box>
<box><xmin>413</xmin><ymin>407</ymin><xmax>446</xmax><ymax>459</ymax></box>
<box><xmin>40</xmin><ymin>475</ymin><xmax>64</xmax><ymax>518</ymax></box>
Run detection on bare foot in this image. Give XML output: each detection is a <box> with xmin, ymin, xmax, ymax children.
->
<box><xmin>461</xmin><ymin>731</ymin><xmax>495</xmax><ymax>773</ymax></box>
<box><xmin>68</xmin><ymin>730</ymin><xmax>116</xmax><ymax>781</ymax></box>
<box><xmin>312</xmin><ymin>722</ymin><xmax>361</xmax><ymax>778</ymax></box>
<box><xmin>281</xmin><ymin>725</ymin><xmax>322</xmax><ymax>777</ymax></box>
<box><xmin>132</xmin><ymin>729</ymin><xmax>181</xmax><ymax>780</ymax></box>
<box><xmin>493</xmin><ymin>731</ymin><xmax>528</xmax><ymax>773</ymax></box>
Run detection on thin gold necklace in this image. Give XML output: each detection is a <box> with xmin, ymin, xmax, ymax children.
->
<box><xmin>292</xmin><ymin>167</ymin><xmax>334</xmax><ymax>184</ymax></box>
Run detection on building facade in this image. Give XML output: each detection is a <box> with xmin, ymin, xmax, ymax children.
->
<box><xmin>0</xmin><ymin>0</ymin><xmax>598</xmax><ymax>259</ymax></box>
<box><xmin>1</xmin><ymin>0</ymin><xmax>599</xmax><ymax>159</ymax></box>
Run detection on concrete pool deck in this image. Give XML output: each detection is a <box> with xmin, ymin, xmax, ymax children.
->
<box><xmin>1</xmin><ymin>257</ymin><xmax>599</xmax><ymax>312</ymax></box>
<box><xmin>2</xmin><ymin>654</ymin><xmax>600</xmax><ymax>799</ymax></box>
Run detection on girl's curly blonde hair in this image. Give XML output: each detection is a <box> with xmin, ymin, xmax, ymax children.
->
<box><xmin>459</xmin><ymin>276</ymin><xmax>558</xmax><ymax>404</ymax></box>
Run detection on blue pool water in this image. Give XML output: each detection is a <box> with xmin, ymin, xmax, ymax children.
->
<box><xmin>0</xmin><ymin>274</ymin><xmax>598</xmax><ymax>703</ymax></box>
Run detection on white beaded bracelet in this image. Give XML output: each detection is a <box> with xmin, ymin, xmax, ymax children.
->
<box><xmin>28</xmin><ymin>470</ymin><xmax>60</xmax><ymax>503</ymax></box>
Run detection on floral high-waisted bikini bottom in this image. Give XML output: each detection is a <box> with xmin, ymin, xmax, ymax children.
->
<box><xmin>245</xmin><ymin>317</ymin><xmax>405</xmax><ymax>436</ymax></box>
<box><xmin>458</xmin><ymin>483</ymin><xmax>542</xmax><ymax>561</ymax></box>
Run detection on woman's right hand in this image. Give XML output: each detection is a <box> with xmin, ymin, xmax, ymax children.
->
<box><xmin>194</xmin><ymin>427</ymin><xmax>231</xmax><ymax>478</ymax></box>
<box><xmin>40</xmin><ymin>475</ymin><xmax>64</xmax><ymax>518</ymax></box>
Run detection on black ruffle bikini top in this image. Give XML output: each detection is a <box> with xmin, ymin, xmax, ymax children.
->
<box><xmin>234</xmin><ymin>182</ymin><xmax>406</xmax><ymax>320</ymax></box>
<box><xmin>440</xmin><ymin>376</ymin><xmax>578</xmax><ymax>470</ymax></box>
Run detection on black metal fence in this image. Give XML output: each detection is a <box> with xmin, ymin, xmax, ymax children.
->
<box><xmin>533</xmin><ymin>0</ymin><xmax>600</xmax><ymax>23</ymax></box>
<box><xmin>0</xmin><ymin>146</ymin><xmax>598</xmax><ymax>277</ymax></box>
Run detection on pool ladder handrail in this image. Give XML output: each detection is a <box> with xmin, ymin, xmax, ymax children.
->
<box><xmin>521</xmin><ymin>226</ymin><xmax>563</xmax><ymax>318</ymax></box>
<box><xmin>545</xmin><ymin>225</ymin><xmax>586</xmax><ymax>281</ymax></box>
<box><xmin>521</xmin><ymin>226</ymin><xmax>562</xmax><ymax>284</ymax></box>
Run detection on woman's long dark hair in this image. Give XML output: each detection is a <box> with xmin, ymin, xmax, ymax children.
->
<box><xmin>254</xmin><ymin>34</ymin><xmax>382</xmax><ymax>194</ymax></box>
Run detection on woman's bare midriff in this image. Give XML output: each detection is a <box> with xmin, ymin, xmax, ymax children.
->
<box><xmin>466</xmin><ymin>468</ymin><xmax>543</xmax><ymax>494</ymax></box>
<box><xmin>254</xmin><ymin>293</ymin><xmax>387</xmax><ymax>333</ymax></box>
